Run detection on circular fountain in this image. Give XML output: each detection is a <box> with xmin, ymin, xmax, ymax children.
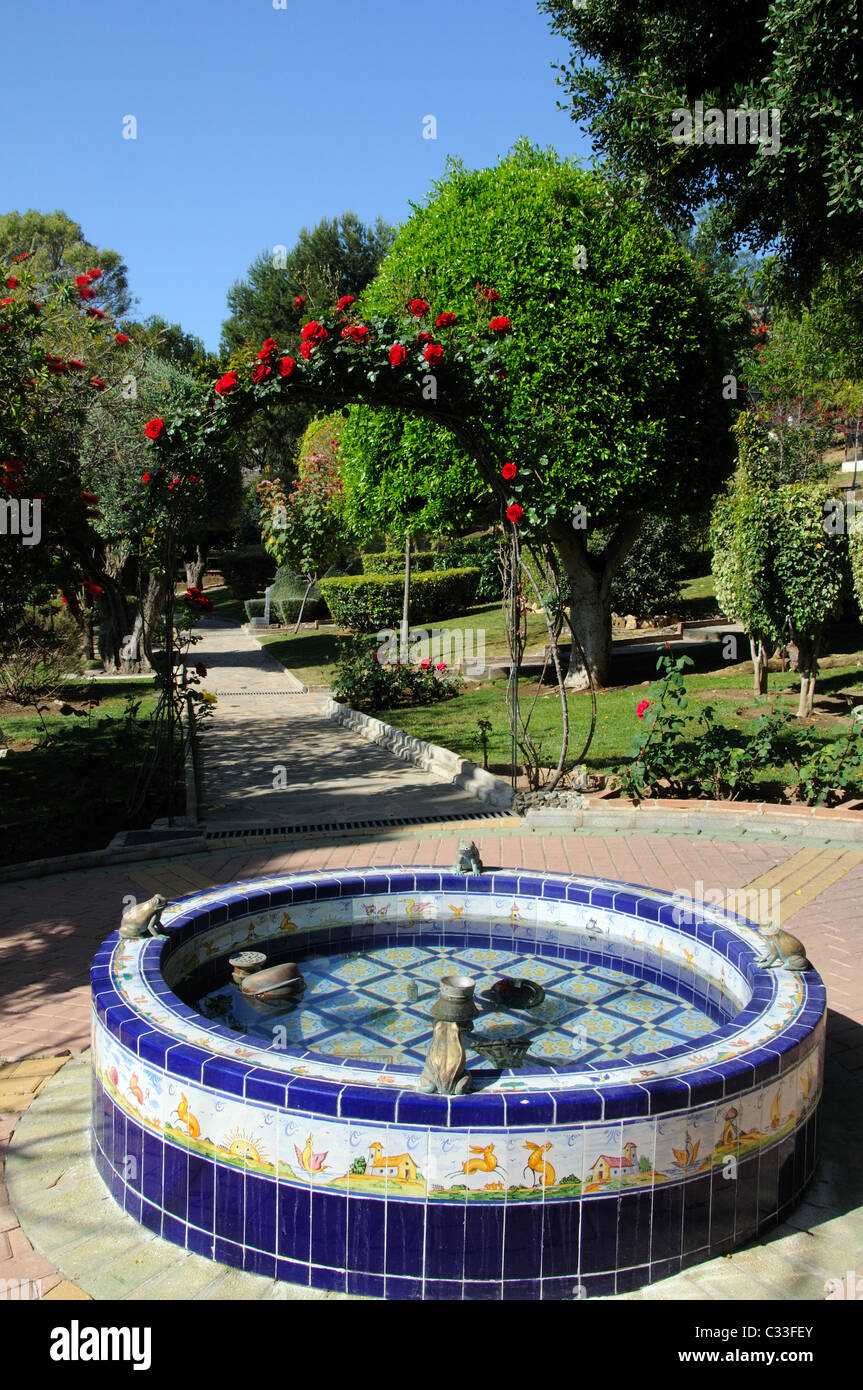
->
<box><xmin>90</xmin><ymin>868</ymin><xmax>825</xmax><ymax>1300</ymax></box>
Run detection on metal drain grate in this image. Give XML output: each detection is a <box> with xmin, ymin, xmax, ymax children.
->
<box><xmin>204</xmin><ymin>809</ymin><xmax>512</xmax><ymax>839</ymax></box>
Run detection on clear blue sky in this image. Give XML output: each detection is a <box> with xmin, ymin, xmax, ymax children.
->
<box><xmin>2</xmin><ymin>0</ymin><xmax>592</xmax><ymax>352</ymax></box>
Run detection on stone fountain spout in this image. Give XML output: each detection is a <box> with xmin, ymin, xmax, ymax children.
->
<box><xmin>419</xmin><ymin>974</ymin><xmax>478</xmax><ymax>1095</ymax></box>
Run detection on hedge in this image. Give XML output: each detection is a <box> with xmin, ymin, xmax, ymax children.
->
<box><xmin>218</xmin><ymin>545</ymin><xmax>277</xmax><ymax>599</ymax></box>
<box><xmin>360</xmin><ymin>551</ymin><xmax>436</xmax><ymax>574</ymax></box>
<box><xmin>319</xmin><ymin>566</ymin><xmax>481</xmax><ymax>631</ymax></box>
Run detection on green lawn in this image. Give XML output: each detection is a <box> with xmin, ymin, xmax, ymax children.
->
<box><xmin>0</xmin><ymin>680</ymin><xmax>177</xmax><ymax>867</ymax></box>
<box><xmin>373</xmin><ymin>664</ymin><xmax>863</xmax><ymax>781</ymax></box>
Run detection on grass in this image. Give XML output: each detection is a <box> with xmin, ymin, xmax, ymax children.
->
<box><xmin>373</xmin><ymin>663</ymin><xmax>863</xmax><ymax>781</ymax></box>
<box><xmin>0</xmin><ymin>680</ymin><xmax>177</xmax><ymax>867</ymax></box>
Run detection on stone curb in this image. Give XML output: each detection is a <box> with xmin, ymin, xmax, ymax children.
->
<box><xmin>323</xmin><ymin>698</ymin><xmax>516</xmax><ymax>812</ymax></box>
<box><xmin>576</xmin><ymin>799</ymin><xmax>863</xmax><ymax>843</ymax></box>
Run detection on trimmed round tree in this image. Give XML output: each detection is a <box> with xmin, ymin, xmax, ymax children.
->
<box><xmin>347</xmin><ymin>141</ymin><xmax>732</xmax><ymax>687</ymax></box>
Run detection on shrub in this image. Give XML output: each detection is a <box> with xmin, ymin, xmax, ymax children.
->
<box><xmin>319</xmin><ymin>566</ymin><xmax>481</xmax><ymax>631</ymax></box>
<box><xmin>331</xmin><ymin>634</ymin><xmax>463</xmax><ymax>711</ymax></box>
<box><xmin>244</xmin><ymin>598</ymin><xmax>266</xmax><ymax>621</ymax></box>
<box><xmin>435</xmin><ymin>535</ymin><xmax>503</xmax><ymax>602</ymax></box>
<box><xmin>218</xmin><ymin>545</ymin><xmax>276</xmax><ymax>599</ymax></box>
<box><xmin>360</xmin><ymin>551</ymin><xmax>436</xmax><ymax>574</ymax></box>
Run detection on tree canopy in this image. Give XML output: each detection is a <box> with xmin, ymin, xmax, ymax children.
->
<box><xmin>541</xmin><ymin>0</ymin><xmax>862</xmax><ymax>298</ymax></box>
<box><xmin>0</xmin><ymin>209</ymin><xmax>131</xmax><ymax>319</ymax></box>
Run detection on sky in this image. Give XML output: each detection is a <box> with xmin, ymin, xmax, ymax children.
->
<box><xmin>2</xmin><ymin>0</ymin><xmax>592</xmax><ymax>352</ymax></box>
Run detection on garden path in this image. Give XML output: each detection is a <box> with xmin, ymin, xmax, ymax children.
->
<box><xmin>190</xmin><ymin>621</ymin><xmax>496</xmax><ymax>829</ymax></box>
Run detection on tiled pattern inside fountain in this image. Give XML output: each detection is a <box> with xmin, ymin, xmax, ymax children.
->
<box><xmin>196</xmin><ymin>928</ymin><xmax>722</xmax><ymax>1068</ymax></box>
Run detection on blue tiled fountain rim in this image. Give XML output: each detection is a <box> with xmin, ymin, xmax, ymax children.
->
<box><xmin>92</xmin><ymin>869</ymin><xmax>827</xmax><ymax>1128</ymax></box>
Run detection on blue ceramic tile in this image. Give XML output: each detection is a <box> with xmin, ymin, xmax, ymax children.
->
<box><xmin>244</xmin><ymin>1069</ymin><xmax>290</xmax><ymax>1107</ymax></box>
<box><xmin>602</xmin><ymin>1086</ymin><xmax>650</xmax><ymax>1120</ymax></box>
<box><xmin>244</xmin><ymin>1248</ymin><xmax>276</xmax><ymax>1279</ymax></box>
<box><xmin>311</xmin><ymin>1264</ymin><xmax>348</xmax><ymax>1294</ymax></box>
<box><xmin>461</xmin><ymin>1278</ymin><xmax>503</xmax><ymax>1300</ymax></box>
<box><xmin>553</xmin><ymin>1089</ymin><xmax>604</xmax><ymax>1123</ymax></box>
<box><xmin>311</xmin><ymin>1190</ymin><xmax>347</xmax><ymax>1268</ymax></box>
<box><xmin>423</xmin><ymin>1202</ymin><xmax>466</xmax><ymax>1281</ymax></box>
<box><xmin>287</xmin><ymin>1077</ymin><xmax>342</xmax><ymax>1118</ymax></box>
<box><xmin>140</xmin><ymin>1129</ymin><xmax>164</xmax><ymax>1203</ymax></box>
<box><xmin>463</xmin><ymin>1204</ymin><xmax>505</xmax><ymax>1282</ymax></box>
<box><xmin>186</xmin><ymin>1155</ymin><xmax>215</xmax><ymax>1233</ymax></box>
<box><xmin>277</xmin><ymin>1184</ymin><xmax>311</xmax><ymax>1263</ymax></box>
<box><xmin>337</xmin><ymin>1086</ymin><xmax>397</xmax><ymax>1123</ymax></box>
<box><xmin>163</xmin><ymin>1044</ymin><xmax>209</xmax><ymax>1084</ymax></box>
<box><xmin>709</xmin><ymin>1170</ymin><xmax>736</xmax><ymax>1249</ymax></box>
<box><xmin>200</xmin><ymin>1057</ymin><xmax>253</xmax><ymax>1098</ymax></box>
<box><xmin>118</xmin><ymin>1118</ymin><xmax>140</xmax><ymax>1189</ymax></box>
<box><xmin>161</xmin><ymin>1212</ymin><xmax>186</xmax><ymax>1249</ymax></box>
<box><xmin>682</xmin><ymin>1174</ymin><xmax>711</xmax><ymax>1254</ymax></box>
<box><xmin>649</xmin><ymin>1182</ymin><xmax>683</xmax><ymax>1262</ymax></box>
<box><xmin>213</xmin><ymin>1236</ymin><xmax>244</xmax><ymax>1270</ymax></box>
<box><xmin>504</xmin><ymin>1092</ymin><xmax>555</xmax><ymax>1126</ymax></box>
<box><xmin>502</xmin><ymin>1277</ymin><xmax>542</xmax><ymax>1300</ymax></box>
<box><xmin>383</xmin><ymin>1274</ymin><xmax>422</xmax><ymax>1300</ymax></box>
<box><xmin>384</xmin><ymin>1200</ymin><xmax>426</xmax><ymax>1278</ymax></box>
<box><xmin>616</xmin><ymin>1188</ymin><xmax>653</xmax><ymax>1268</ymax></box>
<box><xmin>642</xmin><ymin>1076</ymin><xmax>692</xmax><ymax>1115</ymax></box>
<box><xmin>423</xmin><ymin>1278</ymin><xmax>465</xmax><ymax>1300</ymax></box>
<box><xmin>733</xmin><ymin>1156</ymin><xmax>760</xmax><ymax>1242</ymax></box>
<box><xmin>140</xmin><ymin>1198</ymin><xmax>162</xmax><ymax>1236</ymax></box>
<box><xmin>123</xmin><ymin>1187</ymin><xmax>142</xmax><ymax>1222</ymax></box>
<box><xmin>448</xmin><ymin>1092</ymin><xmax>506</xmax><ymax>1127</ymax></box>
<box><xmin>502</xmin><ymin>1201</ymin><xmax>544</xmax><ymax>1281</ymax></box>
<box><xmin>162</xmin><ymin>1143</ymin><xmax>189</xmax><ymax>1222</ymax></box>
<box><xmin>395</xmin><ymin>1092</ymin><xmax>449</xmax><ymax>1126</ymax></box>
<box><xmin>245</xmin><ymin>1173</ymin><xmax>278</xmax><ymax>1255</ymax></box>
<box><xmin>275</xmin><ymin>1256</ymin><xmax>310</xmax><ymax>1286</ymax></box>
<box><xmin>347</xmin><ymin>1193</ymin><xmax>386</xmax><ymax>1274</ymax></box>
<box><xmin>215</xmin><ymin>1165</ymin><xmax>245</xmax><ymax>1246</ymax></box>
<box><xmin>615</xmin><ymin>1264</ymin><xmax>651</xmax><ymax>1295</ymax></box>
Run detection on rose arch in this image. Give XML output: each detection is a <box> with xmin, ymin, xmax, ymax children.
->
<box><xmin>144</xmin><ymin>294</ymin><xmax>586</xmax><ymax>787</ymax></box>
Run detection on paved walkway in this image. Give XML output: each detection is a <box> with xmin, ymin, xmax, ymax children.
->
<box><xmin>193</xmin><ymin>622</ymin><xmax>497</xmax><ymax>828</ymax></box>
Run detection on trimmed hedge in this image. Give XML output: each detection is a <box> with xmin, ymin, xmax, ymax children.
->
<box><xmin>218</xmin><ymin>545</ymin><xmax>277</xmax><ymax>599</ymax></box>
<box><xmin>319</xmin><ymin>566</ymin><xmax>481</xmax><ymax>631</ymax></box>
<box><xmin>360</xmin><ymin>551</ymin><xmax>436</xmax><ymax>574</ymax></box>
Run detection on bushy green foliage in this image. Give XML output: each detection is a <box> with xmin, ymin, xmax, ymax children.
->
<box><xmin>360</xmin><ymin>551</ymin><xmax>435</xmax><ymax>574</ymax></box>
<box><xmin>331</xmin><ymin>635</ymin><xmax>463</xmax><ymax>711</ymax></box>
<box><xmin>434</xmin><ymin>535</ymin><xmax>503</xmax><ymax>602</ymax></box>
<box><xmin>618</xmin><ymin>653</ymin><xmax>863</xmax><ymax>805</ymax></box>
<box><xmin>319</xmin><ymin>567</ymin><xmax>481</xmax><ymax>632</ymax></box>
<box><xmin>592</xmin><ymin>516</ymin><xmax>686</xmax><ymax>620</ymax></box>
<box><xmin>219</xmin><ymin>545</ymin><xmax>277</xmax><ymax>599</ymax></box>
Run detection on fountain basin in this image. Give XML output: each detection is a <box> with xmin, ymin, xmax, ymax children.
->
<box><xmin>90</xmin><ymin>868</ymin><xmax>825</xmax><ymax>1300</ymax></box>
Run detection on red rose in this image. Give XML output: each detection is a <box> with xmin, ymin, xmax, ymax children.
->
<box><xmin>294</xmin><ymin>295</ymin><xmax>307</xmax><ymax>309</ymax></box>
<box><xmin>0</xmin><ymin>298</ymin><xmax>13</xmax><ymax>306</ymax></box>
<box><xmin>340</xmin><ymin>323</ymin><xmax>369</xmax><ymax>343</ymax></box>
<box><xmin>79</xmin><ymin>286</ymin><xmax>96</xmax><ymax>300</ymax></box>
<box><xmin>75</xmin><ymin>274</ymin><xmax>91</xmax><ymax>288</ymax></box>
<box><xmin>435</xmin><ymin>311</ymin><xmax>456</xmax><ymax>328</ymax></box>
<box><xmin>388</xmin><ymin>344</ymin><xmax>407</xmax><ymax>367</ymax></box>
<box><xmin>83</xmin><ymin>582</ymin><xmax>104</xmax><ymax>595</ymax></box>
<box><xmin>300</xmin><ymin>320</ymin><xmax>328</xmax><ymax>343</ymax></box>
<box><xmin>258</xmin><ymin>338</ymin><xmax>277</xmax><ymax>359</ymax></box>
<box><xmin>4</xmin><ymin>277</ymin><xmax>19</xmax><ymax>289</ymax></box>
<box><xmin>279</xmin><ymin>356</ymin><xmax>296</xmax><ymax>377</ymax></box>
<box><xmin>415</xmin><ymin>331</ymin><xmax>433</xmax><ymax>345</ymax></box>
<box><xmin>489</xmin><ymin>316</ymin><xmax>512</xmax><ymax>334</ymax></box>
<box><xmin>12</xmin><ymin>252</ymin><xmax>29</xmax><ymax>262</ymax></box>
<box><xmin>145</xmin><ymin>418</ymin><xmax>165</xmax><ymax>440</ymax></box>
<box><xmin>87</xmin><ymin>269</ymin><xmax>103</xmax><ymax>280</ymax></box>
<box><xmin>195</xmin><ymin>662</ymin><xmax>207</xmax><ymax>677</ymax></box>
<box><xmin>115</xmin><ymin>332</ymin><xmax>129</xmax><ymax>345</ymax></box>
<box><xmin>506</xmin><ymin>503</ymin><xmax>523</xmax><ymax>525</ymax></box>
<box><xmin>424</xmin><ymin>343</ymin><xmax>444</xmax><ymax>367</ymax></box>
<box><xmin>215</xmin><ymin>371</ymin><xmax>239</xmax><ymax>395</ymax></box>
<box><xmin>409</xmin><ymin>298</ymin><xmax>429</xmax><ymax>317</ymax></box>
<box><xmin>80</xmin><ymin>492</ymin><xmax>100</xmax><ymax>503</ymax></box>
<box><xmin>300</xmin><ymin>341</ymin><xmax>313</xmax><ymax>360</ymax></box>
<box><xmin>337</xmin><ymin>295</ymin><xmax>356</xmax><ymax>311</ymax></box>
<box><xmin>2</xmin><ymin>461</ymin><xmax>23</xmax><ymax>473</ymax></box>
<box><xmin>501</xmin><ymin>463</ymin><xmax>517</xmax><ymax>480</ymax></box>
<box><xmin>252</xmin><ymin>362</ymin><xmax>272</xmax><ymax>383</ymax></box>
<box><xmin>141</xmin><ymin>472</ymin><xmax>151</xmax><ymax>483</ymax></box>
<box><xmin>480</xmin><ymin>287</ymin><xmax>500</xmax><ymax>302</ymax></box>
<box><xmin>89</xmin><ymin>377</ymin><xmax>106</xmax><ymax>390</ymax></box>
<box><xmin>637</xmin><ymin>700</ymin><xmax>652</xmax><ymax>720</ymax></box>
<box><xmin>67</xmin><ymin>358</ymin><xmax>86</xmax><ymax>369</ymax></box>
<box><xmin>86</xmin><ymin>307</ymin><xmax>105</xmax><ymax>318</ymax></box>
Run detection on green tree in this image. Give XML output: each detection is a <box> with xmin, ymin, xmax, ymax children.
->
<box><xmin>221</xmin><ymin>212</ymin><xmax>394</xmax><ymax>484</ymax></box>
<box><xmin>541</xmin><ymin>0</ymin><xmax>862</xmax><ymax>299</ymax></box>
<box><xmin>711</xmin><ymin>412</ymin><xmax>846</xmax><ymax>714</ymax></box>
<box><xmin>349</xmin><ymin>143</ymin><xmax>732</xmax><ymax>686</ymax></box>
<box><xmin>0</xmin><ymin>210</ymin><xmax>131</xmax><ymax>318</ymax></box>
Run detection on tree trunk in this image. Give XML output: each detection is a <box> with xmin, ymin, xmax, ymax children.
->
<box><xmin>549</xmin><ymin>514</ymin><xmax>643</xmax><ymax>689</ymax></box>
<box><xmin>184</xmin><ymin>543</ymin><xmax>208</xmax><ymax>592</ymax></box>
<box><xmin>94</xmin><ymin>584</ymin><xmax>133</xmax><ymax>673</ymax></box>
<box><xmin>118</xmin><ymin>571</ymin><xmax>170</xmax><ymax>672</ymax></box>
<box><xmin>750</xmin><ymin>637</ymin><xmax>769</xmax><ymax>697</ymax></box>
<box><xmin>788</xmin><ymin>632</ymin><xmax>821</xmax><ymax>718</ymax></box>
<box><xmin>400</xmin><ymin>533</ymin><xmax>412</xmax><ymax>662</ymax></box>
